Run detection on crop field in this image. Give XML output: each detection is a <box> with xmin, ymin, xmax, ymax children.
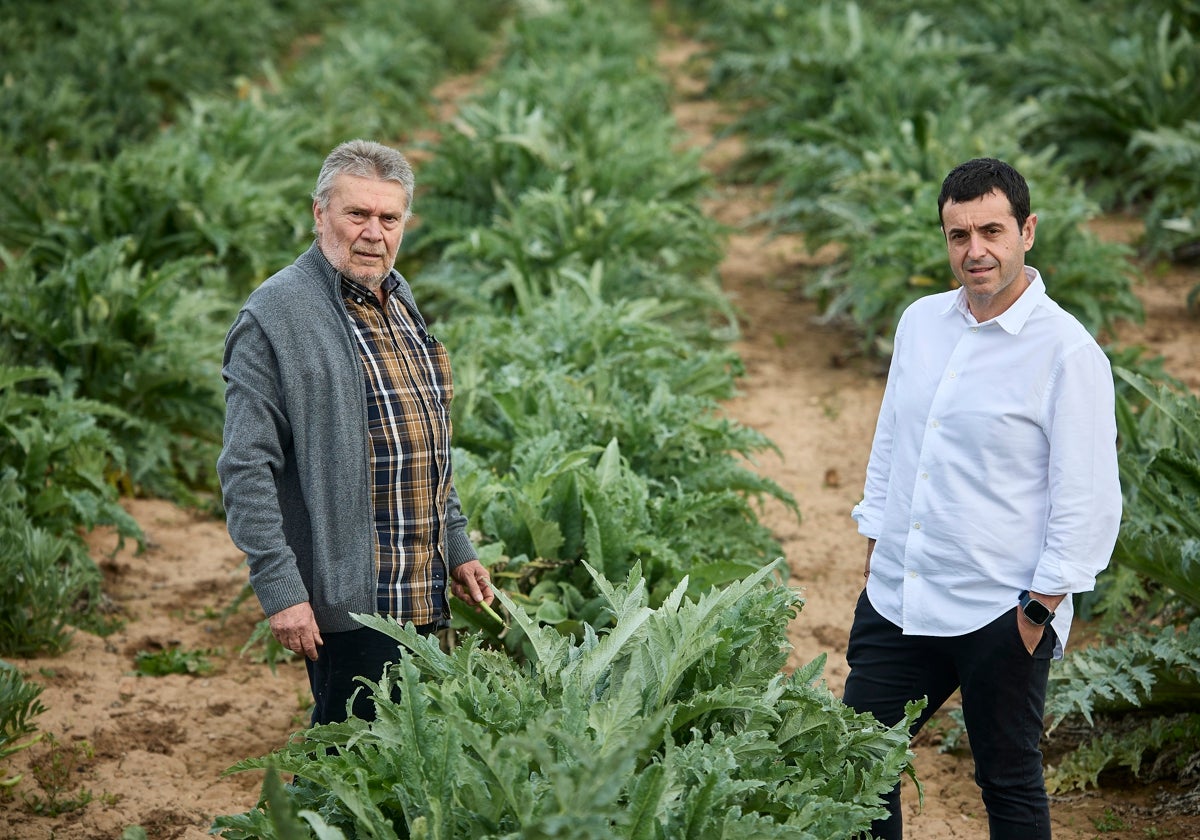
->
<box><xmin>1</xmin><ymin>1</ymin><xmax>1199</xmax><ymax>838</ymax></box>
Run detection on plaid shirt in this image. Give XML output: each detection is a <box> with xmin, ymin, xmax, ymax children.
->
<box><xmin>341</xmin><ymin>275</ymin><xmax>455</xmax><ymax>625</ymax></box>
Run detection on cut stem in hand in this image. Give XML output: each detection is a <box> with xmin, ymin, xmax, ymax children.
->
<box><xmin>479</xmin><ymin>598</ymin><xmax>508</xmax><ymax>628</ymax></box>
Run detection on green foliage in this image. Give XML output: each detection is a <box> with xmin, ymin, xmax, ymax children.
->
<box><xmin>0</xmin><ymin>0</ymin><xmax>339</xmax><ymax>163</ymax></box>
<box><xmin>452</xmin><ymin>425</ymin><xmax>790</xmax><ymax>658</ymax></box>
<box><xmin>0</xmin><ymin>367</ymin><xmax>141</xmax><ymax>656</ymax></box>
<box><xmin>0</xmin><ymin>367</ymin><xmax>138</xmax><ymax>540</ymax></box>
<box><xmin>408</xmin><ymin>54</ymin><xmax>727</xmax><ymax>337</ymax></box>
<box><xmin>1</xmin><ymin>123</ymin><xmax>314</xmax><ymax>294</ymax></box>
<box><xmin>0</xmin><ymin>491</ymin><xmax>95</xmax><ymax>658</ymax></box>
<box><xmin>0</xmin><ymin>661</ymin><xmax>45</xmax><ymax>787</ymax></box>
<box><xmin>855</xmin><ymin>0</ymin><xmax>1092</xmax><ymax>51</ymax></box>
<box><xmin>1047</xmin><ymin>713</ymin><xmax>1200</xmax><ymax>794</ymax></box>
<box><xmin>1112</xmin><ymin>368</ymin><xmax>1200</xmax><ymax>614</ymax></box>
<box><xmin>502</xmin><ymin>0</ymin><xmax>659</xmax><ymax>74</ymax></box>
<box><xmin>274</xmin><ymin>31</ymin><xmax>439</xmax><ymax>148</ymax></box>
<box><xmin>435</xmin><ymin>268</ymin><xmax>793</xmax><ymax>654</ymax></box>
<box><xmin>1041</xmin><ymin>368</ymin><xmax>1200</xmax><ymax>793</ymax></box>
<box><xmin>213</xmin><ymin>564</ymin><xmax>919</xmax><ymax>839</ymax></box>
<box><xmin>709</xmin><ymin>3</ymin><xmax>987</xmax><ymax>146</ymax></box>
<box><xmin>672</xmin><ymin>0</ymin><xmax>1146</xmax><ymax>352</ymax></box>
<box><xmin>0</xmin><ymin>243</ymin><xmax>229</xmax><ymax>500</ymax></box>
<box><xmin>1009</xmin><ymin>11</ymin><xmax>1200</xmax><ymax>208</ymax></box>
<box><xmin>1131</xmin><ymin>120</ymin><xmax>1200</xmax><ymax>264</ymax></box>
<box><xmin>132</xmin><ymin>647</ymin><xmax>217</xmax><ymax>677</ymax></box>
<box><xmin>0</xmin><ymin>0</ymin><xmax>515</xmax><ymax>506</ymax></box>
<box><xmin>1023</xmin><ymin>195</ymin><xmax>1144</xmax><ymax>342</ymax></box>
<box><xmin>437</xmin><ymin>178</ymin><xmax>725</xmax><ymax>317</ymax></box>
<box><xmin>276</xmin><ymin>0</ymin><xmax>509</xmax><ymax>142</ymax></box>
<box><xmin>1046</xmin><ymin>620</ymin><xmax>1200</xmax><ymax>728</ymax></box>
<box><xmin>391</xmin><ymin>0</ymin><xmax>797</xmax><ymax>658</ymax></box>
<box><xmin>826</xmin><ymin>2</ymin><xmax>1200</xmax><ymax>232</ymax></box>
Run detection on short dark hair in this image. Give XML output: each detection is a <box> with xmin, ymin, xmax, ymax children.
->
<box><xmin>937</xmin><ymin>158</ymin><xmax>1030</xmax><ymax>230</ymax></box>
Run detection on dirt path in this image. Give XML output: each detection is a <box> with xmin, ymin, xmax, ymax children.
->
<box><xmin>3</xmin><ymin>22</ymin><xmax>1199</xmax><ymax>840</ymax></box>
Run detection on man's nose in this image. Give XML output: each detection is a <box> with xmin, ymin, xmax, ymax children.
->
<box><xmin>965</xmin><ymin>232</ymin><xmax>987</xmax><ymax>258</ymax></box>
<box><xmin>361</xmin><ymin>216</ymin><xmax>383</xmax><ymax>239</ymax></box>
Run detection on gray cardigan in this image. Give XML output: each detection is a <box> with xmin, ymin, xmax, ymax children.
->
<box><xmin>216</xmin><ymin>243</ymin><xmax>477</xmax><ymax>632</ymax></box>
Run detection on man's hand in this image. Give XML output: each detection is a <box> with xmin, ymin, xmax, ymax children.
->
<box><xmin>1016</xmin><ymin>591</ymin><xmax>1066</xmax><ymax>654</ymax></box>
<box><xmin>450</xmin><ymin>559</ymin><xmax>494</xmax><ymax>609</ymax></box>
<box><xmin>863</xmin><ymin>538</ymin><xmax>876</xmax><ymax>580</ymax></box>
<box><xmin>1016</xmin><ymin>616</ymin><xmax>1044</xmax><ymax>655</ymax></box>
<box><xmin>269</xmin><ymin>601</ymin><xmax>323</xmax><ymax>661</ymax></box>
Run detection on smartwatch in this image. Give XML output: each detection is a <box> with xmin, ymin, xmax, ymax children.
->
<box><xmin>1018</xmin><ymin>590</ymin><xmax>1055</xmax><ymax>626</ymax></box>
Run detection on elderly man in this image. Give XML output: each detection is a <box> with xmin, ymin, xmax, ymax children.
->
<box><xmin>218</xmin><ymin>139</ymin><xmax>493</xmax><ymax>725</ymax></box>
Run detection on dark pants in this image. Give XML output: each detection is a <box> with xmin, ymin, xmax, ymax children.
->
<box><xmin>842</xmin><ymin>590</ymin><xmax>1056</xmax><ymax>840</ymax></box>
<box><xmin>304</xmin><ymin>622</ymin><xmax>439</xmax><ymax>726</ymax></box>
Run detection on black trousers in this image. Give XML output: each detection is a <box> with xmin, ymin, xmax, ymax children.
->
<box><xmin>304</xmin><ymin>622</ymin><xmax>439</xmax><ymax>726</ymax></box>
<box><xmin>842</xmin><ymin>590</ymin><xmax>1056</xmax><ymax>840</ymax></box>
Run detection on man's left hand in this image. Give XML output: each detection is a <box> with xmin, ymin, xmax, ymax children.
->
<box><xmin>1016</xmin><ymin>617</ymin><xmax>1044</xmax><ymax>655</ymax></box>
<box><xmin>450</xmin><ymin>559</ymin><xmax>494</xmax><ymax>608</ymax></box>
<box><xmin>1017</xmin><ymin>590</ymin><xmax>1066</xmax><ymax>654</ymax></box>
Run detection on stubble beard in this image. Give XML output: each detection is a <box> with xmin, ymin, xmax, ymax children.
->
<box><xmin>319</xmin><ymin>236</ymin><xmax>392</xmax><ymax>290</ymax></box>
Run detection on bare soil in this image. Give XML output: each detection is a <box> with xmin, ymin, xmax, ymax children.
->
<box><xmin>3</xmin><ymin>25</ymin><xmax>1200</xmax><ymax>840</ymax></box>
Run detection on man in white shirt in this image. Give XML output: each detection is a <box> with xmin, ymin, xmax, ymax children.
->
<box><xmin>843</xmin><ymin>158</ymin><xmax>1122</xmax><ymax>839</ymax></box>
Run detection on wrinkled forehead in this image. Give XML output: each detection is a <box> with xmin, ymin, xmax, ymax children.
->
<box><xmin>941</xmin><ymin>189</ymin><xmax>1015</xmax><ymax>230</ymax></box>
<box><xmin>328</xmin><ymin>173</ymin><xmax>410</xmax><ymax>213</ymax></box>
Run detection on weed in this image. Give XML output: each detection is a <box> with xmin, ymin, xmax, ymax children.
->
<box><xmin>1094</xmin><ymin>807</ymin><xmax>1129</xmax><ymax>832</ymax></box>
<box><xmin>132</xmin><ymin>646</ymin><xmax>216</xmax><ymax>677</ymax></box>
<box><xmin>23</xmin><ymin>733</ymin><xmax>94</xmax><ymax>816</ymax></box>
<box><xmin>289</xmin><ymin>688</ymin><xmax>312</xmax><ymax>729</ymax></box>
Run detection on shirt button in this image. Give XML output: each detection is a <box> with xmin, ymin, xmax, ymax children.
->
<box><xmin>909</xmin><ymin>571</ymin><xmax>918</xmax><ymax>579</ymax></box>
<box><xmin>930</xmin><ymin>420</ymin><xmax>940</xmax><ymax>429</ymax></box>
<box><xmin>971</xmin><ymin>326</ymin><xmax>980</xmax><ymax>333</ymax></box>
<box><xmin>913</xmin><ymin>522</ymin><xmax>921</xmax><ymax>530</ymax></box>
<box><xmin>948</xmin><ymin>371</ymin><xmax>957</xmax><ymax>379</ymax></box>
<box><xmin>921</xmin><ymin>472</ymin><xmax>929</xmax><ymax>480</ymax></box>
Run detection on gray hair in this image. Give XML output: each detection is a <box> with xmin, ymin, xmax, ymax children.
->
<box><xmin>312</xmin><ymin>139</ymin><xmax>415</xmax><ymax>220</ymax></box>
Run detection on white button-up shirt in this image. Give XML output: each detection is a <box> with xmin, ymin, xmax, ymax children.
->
<box><xmin>852</xmin><ymin>268</ymin><xmax>1121</xmax><ymax>657</ymax></box>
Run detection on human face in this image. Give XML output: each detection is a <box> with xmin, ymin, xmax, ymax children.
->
<box><xmin>941</xmin><ymin>188</ymin><xmax>1037</xmax><ymax>322</ymax></box>
<box><xmin>313</xmin><ymin>174</ymin><xmax>409</xmax><ymax>289</ymax></box>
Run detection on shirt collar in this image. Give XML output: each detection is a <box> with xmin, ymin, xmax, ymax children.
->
<box><xmin>942</xmin><ymin>266</ymin><xmax>1045</xmax><ymax>334</ymax></box>
<box><xmin>340</xmin><ymin>272</ymin><xmax>399</xmax><ymax>305</ymax></box>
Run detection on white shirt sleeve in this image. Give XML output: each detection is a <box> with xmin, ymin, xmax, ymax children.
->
<box><xmin>1031</xmin><ymin>340</ymin><xmax>1122</xmax><ymax>595</ymax></box>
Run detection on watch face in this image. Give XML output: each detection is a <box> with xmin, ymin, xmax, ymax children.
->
<box><xmin>1023</xmin><ymin>598</ymin><xmax>1052</xmax><ymax>625</ymax></box>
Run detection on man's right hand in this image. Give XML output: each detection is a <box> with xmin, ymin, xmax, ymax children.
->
<box><xmin>269</xmin><ymin>602</ymin><xmax>323</xmax><ymax>661</ymax></box>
